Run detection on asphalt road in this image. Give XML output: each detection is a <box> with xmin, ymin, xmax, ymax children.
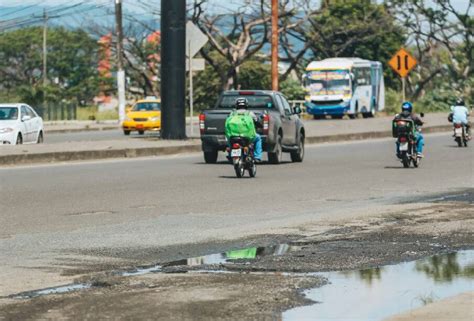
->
<box><xmin>0</xmin><ymin>133</ymin><xmax>472</xmax><ymax>297</ymax></box>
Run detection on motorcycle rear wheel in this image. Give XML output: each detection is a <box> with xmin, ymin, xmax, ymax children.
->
<box><xmin>401</xmin><ymin>152</ymin><xmax>410</xmax><ymax>168</ymax></box>
<box><xmin>455</xmin><ymin>137</ymin><xmax>462</xmax><ymax>147</ymax></box>
<box><xmin>234</xmin><ymin>161</ymin><xmax>245</xmax><ymax>178</ymax></box>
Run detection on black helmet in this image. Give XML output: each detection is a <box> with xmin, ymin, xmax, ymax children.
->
<box><xmin>456</xmin><ymin>97</ymin><xmax>465</xmax><ymax>106</ymax></box>
<box><xmin>235</xmin><ymin>98</ymin><xmax>249</xmax><ymax>109</ymax></box>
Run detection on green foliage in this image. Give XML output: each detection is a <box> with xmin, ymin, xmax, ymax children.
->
<box><xmin>384</xmin><ymin>89</ymin><xmax>402</xmax><ymax>116</ymax></box>
<box><xmin>280</xmin><ymin>79</ymin><xmax>305</xmax><ymax>101</ymax></box>
<box><xmin>0</xmin><ymin>27</ymin><xmax>99</xmax><ymax>105</ymax></box>
<box><xmin>306</xmin><ymin>0</ymin><xmax>406</xmax><ymax>89</ymax></box>
<box><xmin>238</xmin><ymin>60</ymin><xmax>271</xmax><ymax>90</ymax></box>
<box><xmin>192</xmin><ymin>55</ymin><xmax>274</xmax><ymax>112</ymax></box>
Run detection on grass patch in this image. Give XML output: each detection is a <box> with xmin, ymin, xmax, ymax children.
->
<box><xmin>77</xmin><ymin>106</ymin><xmax>118</xmax><ymax>121</ymax></box>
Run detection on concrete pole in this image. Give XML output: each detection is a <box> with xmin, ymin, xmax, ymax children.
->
<box><xmin>189</xmin><ymin>41</ymin><xmax>194</xmax><ymax>137</ymax></box>
<box><xmin>115</xmin><ymin>0</ymin><xmax>126</xmax><ymax>123</ymax></box>
<box><xmin>161</xmin><ymin>0</ymin><xmax>186</xmax><ymax>139</ymax></box>
<box><xmin>43</xmin><ymin>9</ymin><xmax>48</xmax><ymax>86</ymax></box>
<box><xmin>271</xmin><ymin>0</ymin><xmax>279</xmax><ymax>91</ymax></box>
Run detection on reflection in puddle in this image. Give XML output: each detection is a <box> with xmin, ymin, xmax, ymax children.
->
<box><xmin>283</xmin><ymin>250</ymin><xmax>474</xmax><ymax>321</ymax></box>
<box><xmin>163</xmin><ymin>244</ymin><xmax>301</xmax><ymax>268</ymax></box>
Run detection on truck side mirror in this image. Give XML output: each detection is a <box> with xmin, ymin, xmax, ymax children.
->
<box><xmin>293</xmin><ymin>106</ymin><xmax>302</xmax><ymax>114</ymax></box>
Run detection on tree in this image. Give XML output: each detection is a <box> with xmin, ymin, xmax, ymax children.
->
<box><xmin>0</xmin><ymin>26</ymin><xmax>99</xmax><ymax>105</ymax></box>
<box><xmin>191</xmin><ymin>0</ymin><xmax>298</xmax><ymax>91</ymax></box>
<box><xmin>292</xmin><ymin>0</ymin><xmax>406</xmax><ymax>88</ymax></box>
<box><xmin>387</xmin><ymin>0</ymin><xmax>473</xmax><ymax>103</ymax></box>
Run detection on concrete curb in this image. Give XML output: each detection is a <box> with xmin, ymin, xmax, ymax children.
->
<box><xmin>306</xmin><ymin>125</ymin><xmax>452</xmax><ymax>144</ymax></box>
<box><xmin>0</xmin><ymin>125</ymin><xmax>453</xmax><ymax>166</ymax></box>
<box><xmin>45</xmin><ymin>126</ymin><xmax>119</xmax><ymax>134</ymax></box>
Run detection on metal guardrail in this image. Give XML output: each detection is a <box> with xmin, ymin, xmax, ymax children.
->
<box><xmin>36</xmin><ymin>102</ymin><xmax>77</xmax><ymax>121</ymax></box>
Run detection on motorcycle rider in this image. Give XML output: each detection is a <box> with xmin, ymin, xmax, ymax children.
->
<box><xmin>450</xmin><ymin>97</ymin><xmax>471</xmax><ymax>138</ymax></box>
<box><xmin>394</xmin><ymin>101</ymin><xmax>424</xmax><ymax>158</ymax></box>
<box><xmin>227</xmin><ymin>98</ymin><xmax>263</xmax><ymax>162</ymax></box>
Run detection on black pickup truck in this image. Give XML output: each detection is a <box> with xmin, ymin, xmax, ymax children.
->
<box><xmin>199</xmin><ymin>90</ymin><xmax>305</xmax><ymax>164</ymax></box>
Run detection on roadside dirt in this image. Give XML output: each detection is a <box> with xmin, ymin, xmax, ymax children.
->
<box><xmin>1</xmin><ymin>201</ymin><xmax>473</xmax><ymax>321</ymax></box>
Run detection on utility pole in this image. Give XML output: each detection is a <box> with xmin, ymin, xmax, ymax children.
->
<box><xmin>271</xmin><ymin>0</ymin><xmax>279</xmax><ymax>91</ymax></box>
<box><xmin>43</xmin><ymin>9</ymin><xmax>48</xmax><ymax>85</ymax></box>
<box><xmin>115</xmin><ymin>0</ymin><xmax>126</xmax><ymax>123</ymax></box>
<box><xmin>161</xmin><ymin>0</ymin><xmax>186</xmax><ymax>139</ymax></box>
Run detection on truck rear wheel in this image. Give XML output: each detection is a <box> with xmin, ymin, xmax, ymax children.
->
<box><xmin>204</xmin><ymin>150</ymin><xmax>218</xmax><ymax>164</ymax></box>
<box><xmin>291</xmin><ymin>135</ymin><xmax>305</xmax><ymax>162</ymax></box>
<box><xmin>268</xmin><ymin>134</ymin><xmax>283</xmax><ymax>164</ymax></box>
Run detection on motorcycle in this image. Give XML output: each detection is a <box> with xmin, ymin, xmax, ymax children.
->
<box><xmin>393</xmin><ymin>118</ymin><xmax>422</xmax><ymax>168</ymax></box>
<box><xmin>228</xmin><ymin>136</ymin><xmax>257</xmax><ymax>178</ymax></box>
<box><xmin>453</xmin><ymin>123</ymin><xmax>469</xmax><ymax>147</ymax></box>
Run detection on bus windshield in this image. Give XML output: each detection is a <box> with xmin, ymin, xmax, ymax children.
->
<box><xmin>304</xmin><ymin>70</ymin><xmax>351</xmax><ymax>96</ymax></box>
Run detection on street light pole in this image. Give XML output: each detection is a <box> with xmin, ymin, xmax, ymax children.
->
<box><xmin>271</xmin><ymin>0</ymin><xmax>279</xmax><ymax>91</ymax></box>
<box><xmin>115</xmin><ymin>0</ymin><xmax>126</xmax><ymax>123</ymax></box>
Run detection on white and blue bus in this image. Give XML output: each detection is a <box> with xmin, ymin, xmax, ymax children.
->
<box><xmin>303</xmin><ymin>58</ymin><xmax>385</xmax><ymax>119</ymax></box>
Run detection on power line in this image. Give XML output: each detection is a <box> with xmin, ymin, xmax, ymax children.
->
<box><xmin>0</xmin><ymin>1</ymin><xmax>108</xmax><ymax>31</ymax></box>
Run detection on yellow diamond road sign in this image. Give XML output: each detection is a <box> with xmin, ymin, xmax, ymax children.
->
<box><xmin>388</xmin><ymin>48</ymin><xmax>417</xmax><ymax>78</ymax></box>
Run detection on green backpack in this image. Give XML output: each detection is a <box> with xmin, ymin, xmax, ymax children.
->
<box><xmin>225</xmin><ymin>111</ymin><xmax>257</xmax><ymax>140</ymax></box>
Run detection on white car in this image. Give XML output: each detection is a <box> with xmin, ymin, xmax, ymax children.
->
<box><xmin>0</xmin><ymin>104</ymin><xmax>44</xmax><ymax>145</ymax></box>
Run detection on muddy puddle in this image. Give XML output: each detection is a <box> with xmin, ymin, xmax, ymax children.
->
<box><xmin>283</xmin><ymin>250</ymin><xmax>474</xmax><ymax>321</ymax></box>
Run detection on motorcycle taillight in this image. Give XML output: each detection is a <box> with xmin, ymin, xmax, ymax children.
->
<box><xmin>454</xmin><ymin>124</ymin><xmax>462</xmax><ymax>128</ymax></box>
<box><xmin>232</xmin><ymin>143</ymin><xmax>240</xmax><ymax>149</ymax></box>
<box><xmin>399</xmin><ymin>137</ymin><xmax>407</xmax><ymax>143</ymax></box>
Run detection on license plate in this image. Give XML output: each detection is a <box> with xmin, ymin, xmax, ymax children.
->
<box><xmin>399</xmin><ymin>142</ymin><xmax>408</xmax><ymax>151</ymax></box>
<box><xmin>231</xmin><ymin>149</ymin><xmax>242</xmax><ymax>157</ymax></box>
<box><xmin>455</xmin><ymin>128</ymin><xmax>462</xmax><ymax>136</ymax></box>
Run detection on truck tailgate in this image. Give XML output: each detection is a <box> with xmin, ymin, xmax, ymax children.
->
<box><xmin>202</xmin><ymin>110</ymin><xmax>232</xmax><ymax>135</ymax></box>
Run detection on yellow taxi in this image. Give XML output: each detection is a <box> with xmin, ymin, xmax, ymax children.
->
<box><xmin>122</xmin><ymin>98</ymin><xmax>161</xmax><ymax>135</ymax></box>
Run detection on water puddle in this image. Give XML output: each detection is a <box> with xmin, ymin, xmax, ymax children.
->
<box><xmin>121</xmin><ymin>264</ymin><xmax>162</xmax><ymax>276</ymax></box>
<box><xmin>283</xmin><ymin>250</ymin><xmax>474</xmax><ymax>321</ymax></box>
<box><xmin>12</xmin><ymin>283</ymin><xmax>91</xmax><ymax>299</ymax></box>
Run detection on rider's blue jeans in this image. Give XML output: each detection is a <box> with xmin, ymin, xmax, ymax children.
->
<box><xmin>396</xmin><ymin>132</ymin><xmax>424</xmax><ymax>154</ymax></box>
<box><xmin>253</xmin><ymin>134</ymin><xmax>262</xmax><ymax>160</ymax></box>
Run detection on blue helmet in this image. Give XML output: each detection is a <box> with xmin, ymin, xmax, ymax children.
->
<box><xmin>401</xmin><ymin>101</ymin><xmax>413</xmax><ymax>113</ymax></box>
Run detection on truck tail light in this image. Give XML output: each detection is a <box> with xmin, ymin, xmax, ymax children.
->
<box><xmin>199</xmin><ymin>113</ymin><xmax>206</xmax><ymax>134</ymax></box>
<box><xmin>263</xmin><ymin>113</ymin><xmax>270</xmax><ymax>135</ymax></box>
